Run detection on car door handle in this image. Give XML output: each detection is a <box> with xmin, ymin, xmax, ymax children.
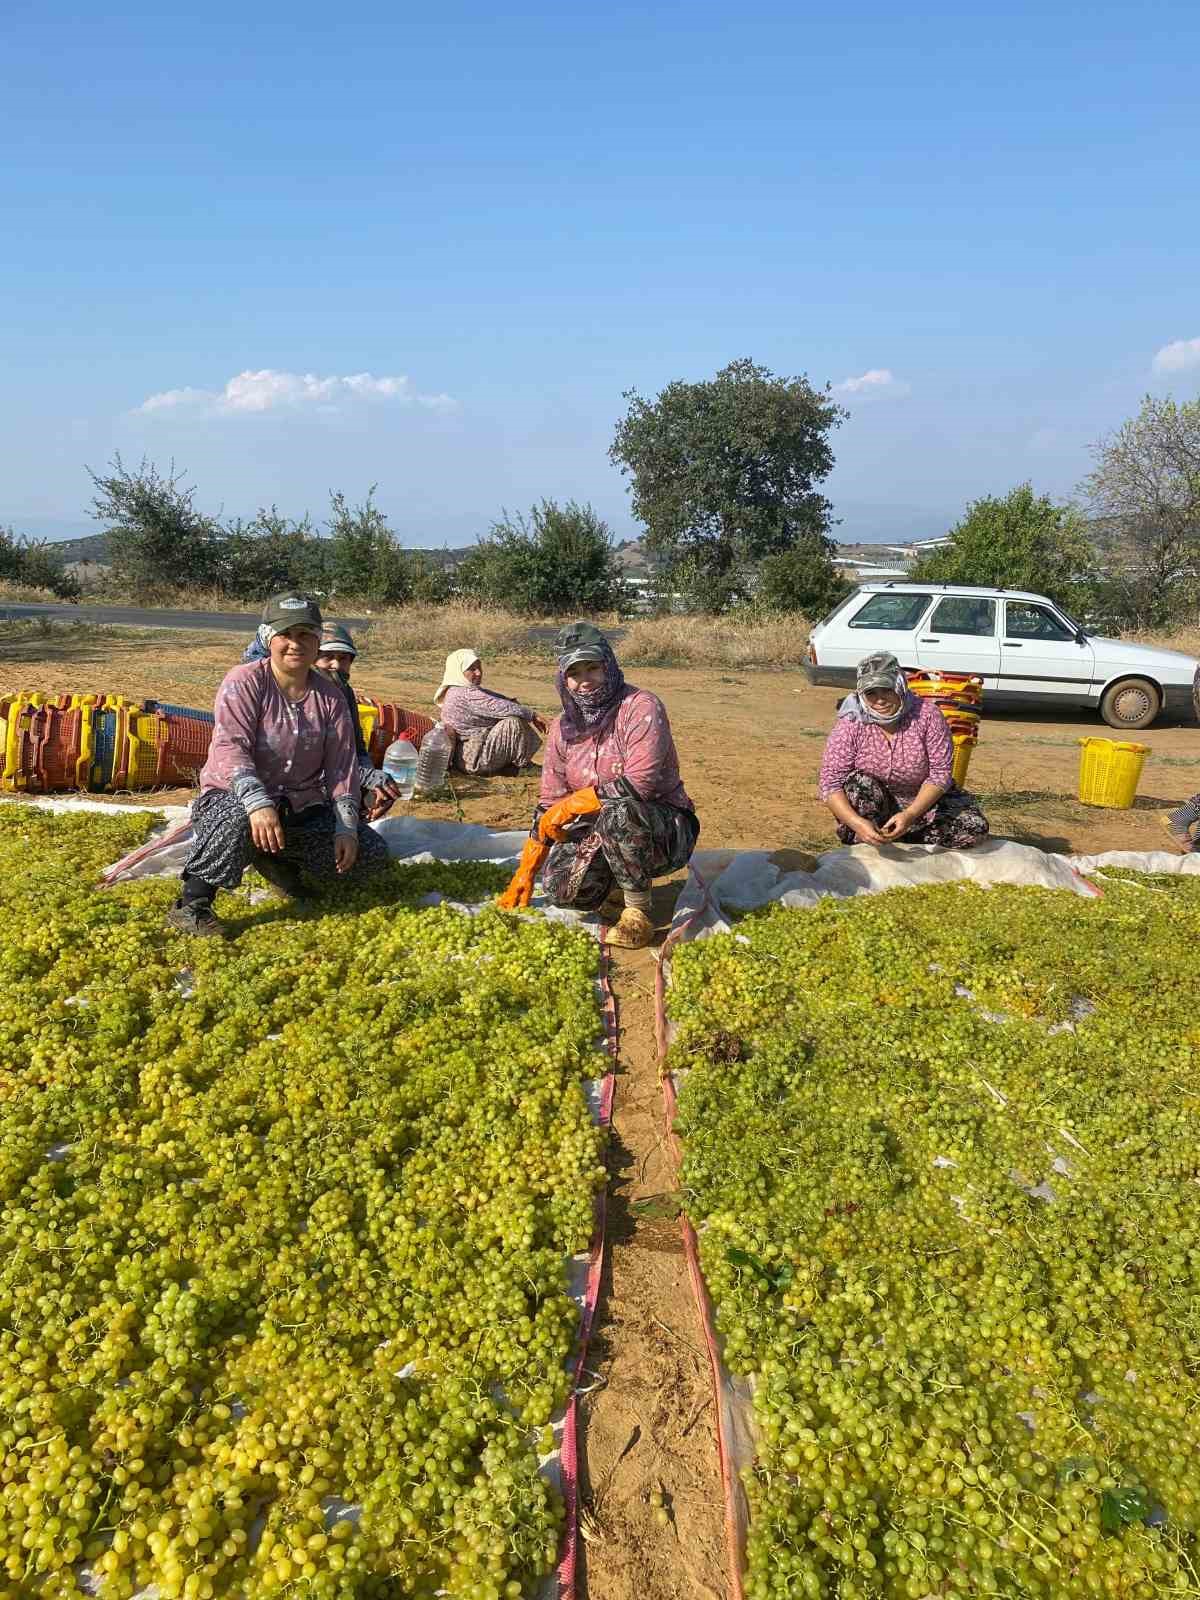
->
<box><xmin>1005</xmin><ymin>642</ymin><xmax>1023</xmax><ymax>647</ymax></box>
<box><xmin>920</xmin><ymin>637</ymin><xmax>940</xmax><ymax>643</ymax></box>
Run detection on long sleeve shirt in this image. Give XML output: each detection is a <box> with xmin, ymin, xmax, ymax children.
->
<box><xmin>818</xmin><ymin>696</ymin><xmax>953</xmax><ymax>807</ymax></box>
<box><xmin>439</xmin><ymin>684</ymin><xmax>536</xmax><ymax>736</ymax></box>
<box><xmin>199</xmin><ymin>660</ymin><xmax>361</xmax><ymax>834</ymax></box>
<box><xmin>539</xmin><ymin>686</ymin><xmax>693</xmax><ymax>811</ymax></box>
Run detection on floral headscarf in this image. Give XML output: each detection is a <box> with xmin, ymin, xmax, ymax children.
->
<box><xmin>837</xmin><ymin>651</ymin><xmax>916</xmax><ymax>727</ymax></box>
<box><xmin>555</xmin><ymin>638</ymin><xmax>627</xmax><ymax>744</ymax></box>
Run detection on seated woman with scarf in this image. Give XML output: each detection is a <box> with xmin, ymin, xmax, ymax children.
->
<box><xmin>167</xmin><ymin>593</ymin><xmax>390</xmax><ymax>937</ymax></box>
<box><xmin>519</xmin><ymin>622</ymin><xmax>699</xmax><ymax>948</ymax></box>
<box><xmin>435</xmin><ymin>649</ymin><xmax>547</xmax><ymax>775</ymax></box>
<box><xmin>819</xmin><ymin>651</ymin><xmax>989</xmax><ymax>849</ymax></box>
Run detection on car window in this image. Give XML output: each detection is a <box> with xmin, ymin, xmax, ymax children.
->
<box><xmin>1005</xmin><ymin>602</ymin><xmax>1075</xmax><ymax>642</ymax></box>
<box><xmin>847</xmin><ymin>593</ymin><xmax>930</xmax><ymax>631</ymax></box>
<box><xmin>928</xmin><ymin>597</ymin><xmax>996</xmax><ymax>637</ymax></box>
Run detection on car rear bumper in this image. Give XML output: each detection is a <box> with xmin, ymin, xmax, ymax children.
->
<box><xmin>802</xmin><ymin>663</ymin><xmax>856</xmax><ymax>688</ymax></box>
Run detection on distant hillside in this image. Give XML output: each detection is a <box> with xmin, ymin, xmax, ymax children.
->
<box><xmin>43</xmin><ymin>531</ymin><xmax>112</xmax><ymax>564</ymax></box>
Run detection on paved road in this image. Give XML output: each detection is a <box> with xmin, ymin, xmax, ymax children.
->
<box><xmin>1</xmin><ymin>601</ymin><xmax>368</xmax><ymax>633</ymax></box>
<box><xmin>3</xmin><ymin>602</ymin><xmax>626</xmax><ymax>647</ymax></box>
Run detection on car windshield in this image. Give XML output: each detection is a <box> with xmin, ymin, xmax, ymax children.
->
<box><xmin>1054</xmin><ymin>605</ymin><xmax>1085</xmax><ymax>638</ymax></box>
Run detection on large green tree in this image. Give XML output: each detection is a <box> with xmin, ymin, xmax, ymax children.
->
<box><xmin>912</xmin><ymin>484</ymin><xmax>1098</xmax><ymax>609</ymax></box>
<box><xmin>609</xmin><ymin>358</ymin><xmax>846</xmax><ymax>608</ymax></box>
<box><xmin>456</xmin><ymin>500</ymin><xmax>625</xmax><ymax>615</ymax></box>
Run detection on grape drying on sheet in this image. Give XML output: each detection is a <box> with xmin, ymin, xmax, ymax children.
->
<box><xmin>669</xmin><ymin>879</ymin><xmax>1200</xmax><ymax>1600</ymax></box>
<box><xmin>0</xmin><ymin>809</ymin><xmax>607</xmax><ymax>1600</ymax></box>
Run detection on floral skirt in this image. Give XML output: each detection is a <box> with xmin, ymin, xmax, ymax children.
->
<box><xmin>182</xmin><ymin>790</ymin><xmax>391</xmax><ymax>893</ymax></box>
<box><xmin>542</xmin><ymin>796</ymin><xmax>700</xmax><ymax>911</ymax></box>
<box><xmin>836</xmin><ymin>771</ymin><xmax>989</xmax><ymax>849</ymax></box>
<box><xmin>455</xmin><ymin>716</ymin><xmax>541</xmax><ymax>776</ymax></box>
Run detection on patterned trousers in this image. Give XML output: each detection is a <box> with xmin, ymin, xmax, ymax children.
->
<box><xmin>181</xmin><ymin>789</ymin><xmax>391</xmax><ymax>898</ymax></box>
<box><xmin>456</xmin><ymin>715</ymin><xmax>542</xmax><ymax>776</ymax></box>
<box><xmin>1167</xmin><ymin>793</ymin><xmax>1200</xmax><ymax>845</ymax></box>
<box><xmin>542</xmin><ymin>796</ymin><xmax>700</xmax><ymax>911</ymax></box>
<box><xmin>836</xmin><ymin>771</ymin><xmax>989</xmax><ymax>849</ymax></box>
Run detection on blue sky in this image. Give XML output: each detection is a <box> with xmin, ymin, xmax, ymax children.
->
<box><xmin>3</xmin><ymin>0</ymin><xmax>1198</xmax><ymax>549</ymax></box>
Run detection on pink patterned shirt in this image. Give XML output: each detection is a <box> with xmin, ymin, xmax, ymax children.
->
<box><xmin>819</xmin><ymin>696</ymin><xmax>953</xmax><ymax>806</ymax></box>
<box><xmin>199</xmin><ymin>660</ymin><xmax>360</xmax><ymax>830</ymax></box>
<box><xmin>440</xmin><ymin>684</ymin><xmax>535</xmax><ymax>736</ymax></box>
<box><xmin>540</xmin><ymin>687</ymin><xmax>693</xmax><ymax>812</ymax></box>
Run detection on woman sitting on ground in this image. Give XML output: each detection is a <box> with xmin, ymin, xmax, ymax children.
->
<box><xmin>819</xmin><ymin>651</ymin><xmax>989</xmax><ymax>849</ymax></box>
<box><xmin>531</xmin><ymin>622</ymin><xmax>699</xmax><ymax>948</ymax></box>
<box><xmin>167</xmin><ymin>593</ymin><xmax>390</xmax><ymax>937</ymax></box>
<box><xmin>436</xmin><ymin>648</ymin><xmax>547</xmax><ymax>774</ymax></box>
<box><xmin>1161</xmin><ymin>795</ymin><xmax>1199</xmax><ymax>854</ymax></box>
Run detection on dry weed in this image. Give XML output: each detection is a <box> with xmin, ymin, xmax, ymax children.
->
<box><xmin>619</xmin><ymin>611</ymin><xmax>812</xmax><ymax>669</ymax></box>
<box><xmin>1123</xmin><ymin>622</ymin><xmax>1200</xmax><ymax>658</ymax></box>
<box><xmin>0</xmin><ymin>579</ymin><xmax>68</xmax><ymax>604</ymax></box>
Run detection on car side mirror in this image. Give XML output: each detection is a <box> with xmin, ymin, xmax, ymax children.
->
<box><xmin>1075</xmin><ymin>630</ymin><xmax>1087</xmax><ymax>645</ymax></box>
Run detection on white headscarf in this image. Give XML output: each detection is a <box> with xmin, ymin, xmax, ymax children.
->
<box><xmin>435</xmin><ymin>648</ymin><xmax>481</xmax><ymax>705</ymax></box>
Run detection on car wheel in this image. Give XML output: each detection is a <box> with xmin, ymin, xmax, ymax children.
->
<box><xmin>1099</xmin><ymin>676</ymin><xmax>1162</xmax><ymax>730</ymax></box>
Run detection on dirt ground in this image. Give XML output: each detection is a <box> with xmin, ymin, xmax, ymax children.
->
<box><xmin>3</xmin><ymin>625</ymin><xmax>1199</xmax><ymax>1600</ymax></box>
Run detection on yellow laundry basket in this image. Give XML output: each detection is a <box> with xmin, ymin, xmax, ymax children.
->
<box><xmin>1077</xmin><ymin>737</ymin><xmax>1149</xmax><ymax>809</ymax></box>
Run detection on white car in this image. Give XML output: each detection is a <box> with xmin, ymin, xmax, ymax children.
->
<box><xmin>804</xmin><ymin>583</ymin><xmax>1199</xmax><ymax>729</ymax></box>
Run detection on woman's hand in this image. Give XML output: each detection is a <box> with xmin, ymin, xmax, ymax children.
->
<box><xmin>249</xmin><ymin>806</ymin><xmax>285</xmax><ymax>855</ymax></box>
<box><xmin>851</xmin><ymin>817</ymin><xmax>887</xmax><ymax>845</ymax></box>
<box><xmin>334</xmin><ymin>834</ymin><xmax>359</xmax><ymax>874</ymax></box>
<box><xmin>880</xmin><ymin>808</ymin><xmax>915</xmax><ymax>841</ymax></box>
<box><xmin>531</xmin><ymin>713</ymin><xmax>549</xmax><ymax>735</ymax></box>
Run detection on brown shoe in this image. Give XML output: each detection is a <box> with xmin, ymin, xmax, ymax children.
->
<box><xmin>606</xmin><ymin>908</ymin><xmax>655</xmax><ymax>949</ymax></box>
<box><xmin>597</xmin><ymin>889</ymin><xmax>627</xmax><ymax>924</ymax></box>
<box><xmin>166</xmin><ymin>901</ymin><xmax>228</xmax><ymax>938</ymax></box>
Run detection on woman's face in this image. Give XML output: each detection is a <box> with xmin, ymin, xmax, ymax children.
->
<box><xmin>271</xmin><ymin>627</ymin><xmax>320</xmax><ymax>673</ymax></box>
<box><xmin>316</xmin><ymin>649</ymin><xmax>353</xmax><ymax>677</ymax></box>
<box><xmin>464</xmin><ymin>659</ymin><xmax>483</xmax><ymax>686</ymax></box>
<box><xmin>565</xmin><ymin>658</ymin><xmax>605</xmax><ymax>696</ymax></box>
<box><xmin>863</xmin><ymin>687</ymin><xmax>902</xmax><ymax>718</ymax></box>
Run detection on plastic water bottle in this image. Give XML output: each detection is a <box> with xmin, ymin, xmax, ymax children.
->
<box><xmin>382</xmin><ymin>737</ymin><xmax>419</xmax><ymax>800</ymax></box>
<box><xmin>415</xmin><ymin>722</ymin><xmax>453</xmax><ymax>795</ymax></box>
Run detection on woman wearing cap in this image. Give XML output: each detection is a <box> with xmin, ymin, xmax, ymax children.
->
<box><xmin>315</xmin><ymin>622</ymin><xmax>401</xmax><ymax>820</ymax></box>
<box><xmin>167</xmin><ymin>594</ymin><xmax>390</xmax><ymax>936</ymax></box>
<box><xmin>819</xmin><ymin>651</ymin><xmax>989</xmax><ymax>849</ymax></box>
<box><xmin>511</xmin><ymin>622</ymin><xmax>698</xmax><ymax>948</ymax></box>
<box><xmin>435</xmin><ymin>649</ymin><xmax>547</xmax><ymax>775</ymax></box>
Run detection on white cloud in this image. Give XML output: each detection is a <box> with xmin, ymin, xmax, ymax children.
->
<box><xmin>1151</xmin><ymin>337</ymin><xmax>1200</xmax><ymax>375</ymax></box>
<box><xmin>832</xmin><ymin>368</ymin><xmax>911</xmax><ymax>399</ymax></box>
<box><xmin>137</xmin><ymin>368</ymin><xmax>456</xmax><ymax>416</ymax></box>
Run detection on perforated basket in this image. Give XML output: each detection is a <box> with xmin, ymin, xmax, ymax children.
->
<box><xmin>1077</xmin><ymin>738</ymin><xmax>1149</xmax><ymax>809</ymax></box>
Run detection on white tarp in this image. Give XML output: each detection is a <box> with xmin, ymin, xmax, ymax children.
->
<box><xmin>672</xmin><ymin>837</ymin><xmax>1200</xmax><ymax>940</ymax></box>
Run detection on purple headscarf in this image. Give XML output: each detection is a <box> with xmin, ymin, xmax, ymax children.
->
<box><xmin>555</xmin><ymin>639</ymin><xmax>628</xmax><ymax>744</ymax></box>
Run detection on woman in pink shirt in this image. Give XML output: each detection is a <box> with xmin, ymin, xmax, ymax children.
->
<box><xmin>819</xmin><ymin>651</ymin><xmax>989</xmax><ymax>849</ymax></box>
<box><xmin>435</xmin><ymin>648</ymin><xmax>548</xmax><ymax>775</ymax></box>
<box><xmin>531</xmin><ymin>622</ymin><xmax>699</xmax><ymax>947</ymax></box>
<box><xmin>167</xmin><ymin>593</ymin><xmax>390</xmax><ymax>937</ymax></box>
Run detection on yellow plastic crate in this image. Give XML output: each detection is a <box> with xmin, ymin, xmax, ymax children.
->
<box><xmin>1077</xmin><ymin>737</ymin><xmax>1149</xmax><ymax>809</ymax></box>
<box><xmin>951</xmin><ymin>734</ymin><xmax>974</xmax><ymax>789</ymax></box>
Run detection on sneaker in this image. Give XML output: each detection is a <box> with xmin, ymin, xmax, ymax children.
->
<box><xmin>252</xmin><ymin>856</ymin><xmax>317</xmax><ymax>901</ymax></box>
<box><xmin>606</xmin><ymin>908</ymin><xmax>655</xmax><ymax>949</ymax></box>
<box><xmin>166</xmin><ymin>901</ymin><xmax>228</xmax><ymax>938</ymax></box>
<box><xmin>1158</xmin><ymin>812</ymin><xmax>1196</xmax><ymax>855</ymax></box>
